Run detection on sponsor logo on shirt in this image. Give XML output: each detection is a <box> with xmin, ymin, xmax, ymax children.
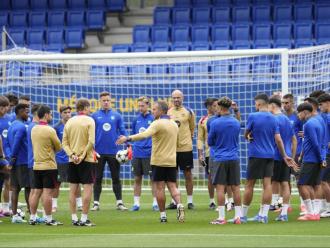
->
<box><xmin>139</xmin><ymin>127</ymin><xmax>146</xmax><ymax>133</ymax></box>
<box><xmin>2</xmin><ymin>129</ymin><xmax>7</xmax><ymax>138</ymax></box>
<box><xmin>103</xmin><ymin>123</ymin><xmax>111</xmax><ymax>131</ymax></box>
<box><xmin>111</xmin><ymin>116</ymin><xmax>115</xmax><ymax>120</ymax></box>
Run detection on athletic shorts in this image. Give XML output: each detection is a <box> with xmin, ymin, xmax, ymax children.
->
<box><xmin>10</xmin><ymin>165</ymin><xmax>30</xmax><ymax>188</ymax></box>
<box><xmin>272</xmin><ymin>160</ymin><xmax>291</xmax><ymax>182</ymax></box>
<box><xmin>208</xmin><ymin>157</ymin><xmax>216</xmax><ymax>178</ymax></box>
<box><xmin>204</xmin><ymin>157</ymin><xmax>210</xmax><ymax>177</ymax></box>
<box><xmin>246</xmin><ymin>158</ymin><xmax>274</xmax><ymax>180</ymax></box>
<box><xmin>68</xmin><ymin>161</ymin><xmax>96</xmax><ymax>185</ymax></box>
<box><xmin>28</xmin><ymin>168</ymin><xmax>34</xmax><ymax>187</ymax></box>
<box><xmin>291</xmin><ymin>154</ymin><xmax>301</xmax><ymax>177</ymax></box>
<box><xmin>298</xmin><ymin>162</ymin><xmax>321</xmax><ymax>186</ymax></box>
<box><xmin>212</xmin><ymin>160</ymin><xmax>240</xmax><ymax>186</ymax></box>
<box><xmin>321</xmin><ymin>154</ymin><xmax>330</xmax><ymax>182</ymax></box>
<box><xmin>57</xmin><ymin>163</ymin><xmax>69</xmax><ymax>183</ymax></box>
<box><xmin>176</xmin><ymin>151</ymin><xmax>194</xmax><ymax>171</ymax></box>
<box><xmin>132</xmin><ymin>158</ymin><xmax>151</xmax><ymax>177</ymax></box>
<box><xmin>151</xmin><ymin>165</ymin><xmax>177</xmax><ymax>182</ymax></box>
<box><xmin>33</xmin><ymin>170</ymin><xmax>58</xmax><ymax>189</ymax></box>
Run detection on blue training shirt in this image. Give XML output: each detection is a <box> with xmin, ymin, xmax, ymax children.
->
<box><xmin>208</xmin><ymin>114</ymin><xmax>240</xmax><ymax>162</ymax></box>
<box><xmin>54</xmin><ymin>121</ymin><xmax>69</xmax><ymax>164</ymax></box>
<box><xmin>131</xmin><ymin>112</ymin><xmax>154</xmax><ymax>158</ymax></box>
<box><xmin>274</xmin><ymin>113</ymin><xmax>294</xmax><ymax>161</ymax></box>
<box><xmin>0</xmin><ymin>114</ymin><xmax>12</xmax><ymax>158</ymax></box>
<box><xmin>7</xmin><ymin>119</ymin><xmax>28</xmax><ymax>166</ymax></box>
<box><xmin>246</xmin><ymin>111</ymin><xmax>279</xmax><ymax>159</ymax></box>
<box><xmin>206</xmin><ymin>115</ymin><xmax>220</xmax><ymax>159</ymax></box>
<box><xmin>316</xmin><ymin>113</ymin><xmax>327</xmax><ymax>161</ymax></box>
<box><xmin>92</xmin><ymin>109</ymin><xmax>128</xmax><ymax>155</ymax></box>
<box><xmin>287</xmin><ymin>112</ymin><xmax>303</xmax><ymax>155</ymax></box>
<box><xmin>27</xmin><ymin>121</ymin><xmax>37</xmax><ymax>168</ymax></box>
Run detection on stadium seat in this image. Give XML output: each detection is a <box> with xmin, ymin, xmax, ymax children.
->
<box><xmin>212</xmin><ymin>24</ymin><xmax>230</xmax><ymax>45</ymax></box>
<box><xmin>0</xmin><ymin>0</ymin><xmax>10</xmax><ymax>11</ymax></box>
<box><xmin>192</xmin><ymin>0</ymin><xmax>211</xmax><ymax>7</ymax></box>
<box><xmin>12</xmin><ymin>0</ymin><xmax>29</xmax><ymax>10</ymax></box>
<box><xmin>315</xmin><ymin>22</ymin><xmax>330</xmax><ymax>45</ymax></box>
<box><xmin>106</xmin><ymin>0</ymin><xmax>126</xmax><ymax>12</ymax></box>
<box><xmin>211</xmin><ymin>61</ymin><xmax>230</xmax><ymax>80</ymax></box>
<box><xmin>174</xmin><ymin>0</ymin><xmax>191</xmax><ymax>7</ymax></box>
<box><xmin>86</xmin><ymin>10</ymin><xmax>106</xmax><ymax>29</ymax></box>
<box><xmin>315</xmin><ymin>4</ymin><xmax>330</xmax><ymax>22</ymax></box>
<box><xmin>274</xmin><ymin>5</ymin><xmax>293</xmax><ymax>23</ymax></box>
<box><xmin>88</xmin><ymin>0</ymin><xmax>106</xmax><ymax>9</ymax></box>
<box><xmin>192</xmin><ymin>25</ymin><xmax>209</xmax><ymax>44</ymax></box>
<box><xmin>213</xmin><ymin>0</ymin><xmax>231</xmax><ymax>5</ymax></box>
<box><xmin>90</xmin><ymin>65</ymin><xmax>108</xmax><ymax>83</ymax></box>
<box><xmin>232</xmin><ymin>42</ymin><xmax>251</xmax><ymax>50</ymax></box>
<box><xmin>6</xmin><ymin>63</ymin><xmax>21</xmax><ymax>84</ymax></box>
<box><xmin>253</xmin><ymin>24</ymin><xmax>272</xmax><ymax>48</ymax></box>
<box><xmin>253</xmin><ymin>5</ymin><xmax>272</xmax><ymax>23</ymax></box>
<box><xmin>151</xmin><ymin>25</ymin><xmax>170</xmax><ymax>44</ymax></box>
<box><xmin>49</xmin><ymin>0</ymin><xmax>67</xmax><ymax>10</ymax></box>
<box><xmin>171</xmin><ymin>25</ymin><xmax>190</xmax><ymax>44</ymax></box>
<box><xmin>27</xmin><ymin>29</ymin><xmax>45</xmax><ymax>47</ymax></box>
<box><xmin>150</xmin><ymin>63</ymin><xmax>168</xmax><ymax>76</ymax></box>
<box><xmin>232</xmin><ymin>60</ymin><xmax>251</xmax><ymax>79</ymax></box>
<box><xmin>192</xmin><ymin>8</ymin><xmax>211</xmax><ymax>24</ymax></box>
<box><xmin>7</xmin><ymin>29</ymin><xmax>25</xmax><ymax>48</ymax></box>
<box><xmin>172</xmin><ymin>8</ymin><xmax>191</xmax><ymax>25</ymax></box>
<box><xmin>273</xmin><ymin>23</ymin><xmax>292</xmax><ymax>48</ymax></box>
<box><xmin>48</xmin><ymin>11</ymin><xmax>66</xmax><ymax>27</ymax></box>
<box><xmin>154</xmin><ymin>7</ymin><xmax>171</xmax><ymax>25</ymax></box>
<box><xmin>232</xmin><ymin>24</ymin><xmax>251</xmax><ymax>49</ymax></box>
<box><xmin>10</xmin><ymin>12</ymin><xmax>28</xmax><ymax>28</ymax></box>
<box><xmin>112</xmin><ymin>43</ymin><xmax>131</xmax><ymax>52</ymax></box>
<box><xmin>68</xmin><ymin>0</ymin><xmax>86</xmax><ymax>9</ymax></box>
<box><xmin>294</xmin><ymin>23</ymin><xmax>313</xmax><ymax>46</ymax></box>
<box><xmin>294</xmin><ymin>4</ymin><xmax>313</xmax><ymax>23</ymax></box>
<box><xmin>65</xmin><ymin>28</ymin><xmax>85</xmax><ymax>48</ymax></box>
<box><xmin>232</xmin><ymin>6</ymin><xmax>251</xmax><ymax>23</ymax></box>
<box><xmin>253</xmin><ymin>0</ymin><xmax>271</xmax><ymax>5</ymax></box>
<box><xmin>22</xmin><ymin>64</ymin><xmax>42</xmax><ymax>79</ymax></box>
<box><xmin>45</xmin><ymin>29</ymin><xmax>65</xmax><ymax>52</ymax></box>
<box><xmin>151</xmin><ymin>43</ymin><xmax>170</xmax><ymax>52</ymax></box>
<box><xmin>67</xmin><ymin>11</ymin><xmax>85</xmax><ymax>28</ymax></box>
<box><xmin>191</xmin><ymin>43</ymin><xmax>210</xmax><ymax>50</ymax></box>
<box><xmin>254</xmin><ymin>42</ymin><xmax>272</xmax><ymax>49</ymax></box>
<box><xmin>131</xmin><ymin>44</ymin><xmax>150</xmax><ymax>52</ymax></box>
<box><xmin>171</xmin><ymin>43</ymin><xmax>191</xmax><ymax>51</ymax></box>
<box><xmin>133</xmin><ymin>25</ymin><xmax>150</xmax><ymax>44</ymax></box>
<box><xmin>29</xmin><ymin>12</ymin><xmax>47</xmax><ymax>28</ymax></box>
<box><xmin>295</xmin><ymin>40</ymin><xmax>314</xmax><ymax>48</ymax></box>
<box><xmin>0</xmin><ymin>12</ymin><xmax>8</xmax><ymax>28</ymax></box>
<box><xmin>212</xmin><ymin>7</ymin><xmax>231</xmax><ymax>24</ymax></box>
<box><xmin>212</xmin><ymin>43</ymin><xmax>231</xmax><ymax>50</ymax></box>
<box><xmin>273</xmin><ymin>0</ymin><xmax>291</xmax><ymax>5</ymax></box>
<box><xmin>31</xmin><ymin>0</ymin><xmax>48</xmax><ymax>10</ymax></box>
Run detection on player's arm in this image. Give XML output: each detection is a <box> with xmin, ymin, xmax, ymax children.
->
<box><xmin>291</xmin><ymin>134</ymin><xmax>297</xmax><ymax>160</ymax></box>
<box><xmin>50</xmin><ymin>129</ymin><xmax>62</xmax><ymax>152</ymax></box>
<box><xmin>244</xmin><ymin>115</ymin><xmax>253</xmax><ymax>141</ymax></box>
<box><xmin>232</xmin><ymin>101</ymin><xmax>241</xmax><ymax>121</ymax></box>
<box><xmin>207</xmin><ymin>124</ymin><xmax>216</xmax><ymax>147</ymax></box>
<box><xmin>131</xmin><ymin>118</ymin><xmax>137</xmax><ymax>135</ymax></box>
<box><xmin>62</xmin><ymin>125</ymin><xmax>74</xmax><ymax>158</ymax></box>
<box><xmin>275</xmin><ymin>133</ymin><xmax>297</xmax><ymax>170</ymax></box>
<box><xmin>197</xmin><ymin>119</ymin><xmax>205</xmax><ymax>161</ymax></box>
<box><xmin>116</xmin><ymin>122</ymin><xmax>157</xmax><ymax>144</ymax></box>
<box><xmin>10</xmin><ymin>126</ymin><xmax>25</xmax><ymax>164</ymax></box>
<box><xmin>305</xmin><ymin>125</ymin><xmax>324</xmax><ymax>165</ymax></box>
<box><xmin>3</xmin><ymin>135</ymin><xmax>11</xmax><ymax>159</ymax></box>
<box><xmin>80</xmin><ymin>119</ymin><xmax>95</xmax><ymax>160</ymax></box>
<box><xmin>189</xmin><ymin>110</ymin><xmax>196</xmax><ymax>138</ymax></box>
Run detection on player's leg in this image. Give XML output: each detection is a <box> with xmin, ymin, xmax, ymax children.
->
<box><xmin>131</xmin><ymin>158</ymin><xmax>142</xmax><ymax>211</ymax></box>
<box><xmin>184</xmin><ymin>168</ymin><xmax>194</xmax><ymax>209</ymax></box>
<box><xmin>271</xmin><ymin>181</ymin><xmax>280</xmax><ymax>210</ymax></box>
<box><xmin>155</xmin><ymin>181</ymin><xmax>166</xmax><ymax>222</ymax></box>
<box><xmin>167</xmin><ymin>181</ymin><xmax>184</xmax><ymax>223</ymax></box>
<box><xmin>69</xmin><ymin>183</ymin><xmax>79</xmax><ymax>222</ymax></box>
<box><xmin>76</xmin><ymin>185</ymin><xmax>82</xmax><ymax>211</ymax></box>
<box><xmin>92</xmin><ymin>156</ymin><xmax>106</xmax><ymax>211</ymax></box>
<box><xmin>260</xmin><ymin>177</ymin><xmax>272</xmax><ymax>223</ymax></box>
<box><xmin>28</xmin><ymin>187</ymin><xmax>42</xmax><ymax>225</ymax></box>
<box><xmin>225</xmin><ymin>186</ymin><xmax>234</xmax><ymax>211</ymax></box>
<box><xmin>2</xmin><ymin>177</ymin><xmax>10</xmax><ymax>216</ymax></box>
<box><xmin>230</xmin><ymin>160</ymin><xmax>242</xmax><ymax>223</ymax></box>
<box><xmin>313</xmin><ymin>185</ymin><xmax>323</xmax><ymax>215</ymax></box>
<box><xmin>242</xmin><ymin>179</ymin><xmax>256</xmax><ymax>218</ymax></box>
<box><xmin>205</xmin><ymin>157</ymin><xmax>215</xmax><ymax>210</ymax></box>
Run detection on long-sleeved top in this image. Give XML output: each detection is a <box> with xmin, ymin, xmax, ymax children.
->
<box><xmin>27</xmin><ymin>121</ymin><xmax>37</xmax><ymax>168</ymax></box>
<box><xmin>62</xmin><ymin>114</ymin><xmax>95</xmax><ymax>163</ymax></box>
<box><xmin>131</xmin><ymin>112</ymin><xmax>154</xmax><ymax>158</ymax></box>
<box><xmin>286</xmin><ymin>112</ymin><xmax>303</xmax><ymax>155</ymax></box>
<box><xmin>208</xmin><ymin>114</ymin><xmax>240</xmax><ymax>162</ymax></box>
<box><xmin>31</xmin><ymin>123</ymin><xmax>61</xmax><ymax>170</ymax></box>
<box><xmin>7</xmin><ymin>119</ymin><xmax>28</xmax><ymax>166</ymax></box>
<box><xmin>206</xmin><ymin>115</ymin><xmax>221</xmax><ymax>159</ymax></box>
<box><xmin>129</xmin><ymin>115</ymin><xmax>178</xmax><ymax>167</ymax></box>
<box><xmin>0</xmin><ymin>114</ymin><xmax>12</xmax><ymax>158</ymax></box>
<box><xmin>54</xmin><ymin>121</ymin><xmax>69</xmax><ymax>164</ymax></box>
<box><xmin>168</xmin><ymin>106</ymin><xmax>195</xmax><ymax>152</ymax></box>
<box><xmin>92</xmin><ymin>109</ymin><xmax>127</xmax><ymax>155</ymax></box>
<box><xmin>197</xmin><ymin>114</ymin><xmax>211</xmax><ymax>158</ymax></box>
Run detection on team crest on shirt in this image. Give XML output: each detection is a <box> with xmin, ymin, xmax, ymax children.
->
<box><xmin>175</xmin><ymin>120</ymin><xmax>181</xmax><ymax>127</ymax></box>
<box><xmin>2</xmin><ymin>129</ymin><xmax>7</xmax><ymax>138</ymax></box>
<box><xmin>111</xmin><ymin>116</ymin><xmax>115</xmax><ymax>120</ymax></box>
<box><xmin>148</xmin><ymin>120</ymin><xmax>152</xmax><ymax>125</ymax></box>
<box><xmin>139</xmin><ymin>127</ymin><xmax>146</xmax><ymax>133</ymax></box>
<box><xmin>103</xmin><ymin>123</ymin><xmax>111</xmax><ymax>131</ymax></box>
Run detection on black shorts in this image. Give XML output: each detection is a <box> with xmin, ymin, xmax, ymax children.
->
<box><xmin>151</xmin><ymin>165</ymin><xmax>177</xmax><ymax>182</ymax></box>
<box><xmin>0</xmin><ymin>171</ymin><xmax>10</xmax><ymax>181</ymax></box>
<box><xmin>204</xmin><ymin>157</ymin><xmax>210</xmax><ymax>177</ymax></box>
<box><xmin>10</xmin><ymin>165</ymin><xmax>30</xmax><ymax>188</ymax></box>
<box><xmin>247</xmin><ymin>158</ymin><xmax>274</xmax><ymax>180</ymax></box>
<box><xmin>272</xmin><ymin>160</ymin><xmax>291</xmax><ymax>182</ymax></box>
<box><xmin>212</xmin><ymin>160</ymin><xmax>240</xmax><ymax>186</ymax></box>
<box><xmin>321</xmin><ymin>154</ymin><xmax>330</xmax><ymax>182</ymax></box>
<box><xmin>33</xmin><ymin>170</ymin><xmax>58</xmax><ymax>189</ymax></box>
<box><xmin>28</xmin><ymin>168</ymin><xmax>34</xmax><ymax>187</ymax></box>
<box><xmin>57</xmin><ymin>163</ymin><xmax>69</xmax><ymax>183</ymax></box>
<box><xmin>68</xmin><ymin>161</ymin><xmax>96</xmax><ymax>185</ymax></box>
<box><xmin>132</xmin><ymin>158</ymin><xmax>151</xmax><ymax>177</ymax></box>
<box><xmin>176</xmin><ymin>151</ymin><xmax>194</xmax><ymax>171</ymax></box>
<box><xmin>298</xmin><ymin>162</ymin><xmax>321</xmax><ymax>186</ymax></box>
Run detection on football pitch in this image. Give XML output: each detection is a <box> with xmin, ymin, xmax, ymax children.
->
<box><xmin>1</xmin><ymin>191</ymin><xmax>330</xmax><ymax>248</ymax></box>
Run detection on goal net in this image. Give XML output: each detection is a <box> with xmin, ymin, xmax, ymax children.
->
<box><xmin>0</xmin><ymin>45</ymin><xmax>329</xmax><ymax>191</ymax></box>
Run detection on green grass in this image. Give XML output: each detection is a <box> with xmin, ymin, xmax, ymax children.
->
<box><xmin>1</xmin><ymin>191</ymin><xmax>330</xmax><ymax>247</ymax></box>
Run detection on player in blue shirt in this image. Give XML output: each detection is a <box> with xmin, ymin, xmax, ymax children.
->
<box><xmin>9</xmin><ymin>96</ymin><xmax>33</xmax><ymax>123</ymax></box>
<box><xmin>208</xmin><ymin>97</ymin><xmax>242</xmax><ymax>225</ymax></box>
<box><xmin>297</xmin><ymin>102</ymin><xmax>326</xmax><ymax>221</ymax></box>
<box><xmin>268</xmin><ymin>97</ymin><xmax>297</xmax><ymax>221</ymax></box>
<box><xmin>91</xmin><ymin>91</ymin><xmax>128</xmax><ymax>211</ymax></box>
<box><xmin>242</xmin><ymin>93</ymin><xmax>296</xmax><ymax>224</ymax></box>
<box><xmin>8</xmin><ymin>103</ymin><xmax>30</xmax><ymax>223</ymax></box>
<box><xmin>130</xmin><ymin>96</ymin><xmax>158</xmax><ymax>211</ymax></box>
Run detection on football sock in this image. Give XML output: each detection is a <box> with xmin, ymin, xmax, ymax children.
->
<box><xmin>234</xmin><ymin>206</ymin><xmax>242</xmax><ymax>218</ymax></box>
<box><xmin>187</xmin><ymin>195</ymin><xmax>193</xmax><ymax>204</ymax></box>
<box><xmin>271</xmin><ymin>194</ymin><xmax>279</xmax><ymax>205</ymax></box>
<box><xmin>281</xmin><ymin>204</ymin><xmax>289</xmax><ymax>216</ymax></box>
<box><xmin>81</xmin><ymin>214</ymin><xmax>88</xmax><ymax>222</ymax></box>
<box><xmin>134</xmin><ymin>196</ymin><xmax>140</xmax><ymax>206</ymax></box>
<box><xmin>304</xmin><ymin>199</ymin><xmax>313</xmax><ymax>214</ymax></box>
<box><xmin>52</xmin><ymin>198</ymin><xmax>58</xmax><ymax>208</ymax></box>
<box><xmin>218</xmin><ymin>206</ymin><xmax>225</xmax><ymax>220</ymax></box>
<box><xmin>76</xmin><ymin>197</ymin><xmax>82</xmax><ymax>208</ymax></box>
<box><xmin>242</xmin><ymin>204</ymin><xmax>249</xmax><ymax>217</ymax></box>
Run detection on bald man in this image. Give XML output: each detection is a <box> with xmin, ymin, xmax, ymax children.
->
<box><xmin>167</xmin><ymin>90</ymin><xmax>196</xmax><ymax>209</ymax></box>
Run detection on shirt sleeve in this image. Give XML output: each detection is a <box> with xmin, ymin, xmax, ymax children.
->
<box><xmin>130</xmin><ymin>122</ymin><xmax>157</xmax><ymax>141</ymax></box>
<box><xmin>197</xmin><ymin>118</ymin><xmax>205</xmax><ymax>150</ymax></box>
<box><xmin>62</xmin><ymin>124</ymin><xmax>74</xmax><ymax>157</ymax></box>
<box><xmin>189</xmin><ymin>110</ymin><xmax>196</xmax><ymax>138</ymax></box>
<box><xmin>11</xmin><ymin>125</ymin><xmax>25</xmax><ymax>158</ymax></box>
<box><xmin>305</xmin><ymin>123</ymin><xmax>322</xmax><ymax>161</ymax></box>
<box><xmin>207</xmin><ymin>122</ymin><xmax>215</xmax><ymax>147</ymax></box>
<box><xmin>81</xmin><ymin>119</ymin><xmax>95</xmax><ymax>159</ymax></box>
<box><xmin>131</xmin><ymin>118</ymin><xmax>137</xmax><ymax>135</ymax></box>
<box><xmin>118</xmin><ymin>114</ymin><xmax>128</xmax><ymax>136</ymax></box>
<box><xmin>246</xmin><ymin>114</ymin><xmax>253</xmax><ymax>132</ymax></box>
<box><xmin>274</xmin><ymin>117</ymin><xmax>280</xmax><ymax>134</ymax></box>
<box><xmin>51</xmin><ymin>128</ymin><xmax>62</xmax><ymax>152</ymax></box>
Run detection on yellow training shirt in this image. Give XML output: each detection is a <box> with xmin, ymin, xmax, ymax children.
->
<box><xmin>197</xmin><ymin>114</ymin><xmax>211</xmax><ymax>157</ymax></box>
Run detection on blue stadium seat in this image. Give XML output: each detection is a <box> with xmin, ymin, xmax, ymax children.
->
<box><xmin>294</xmin><ymin>4</ymin><xmax>313</xmax><ymax>23</ymax></box>
<box><xmin>49</xmin><ymin>0</ymin><xmax>67</xmax><ymax>10</ymax></box>
<box><xmin>0</xmin><ymin>12</ymin><xmax>8</xmax><ymax>28</ymax></box>
<box><xmin>253</xmin><ymin>5</ymin><xmax>272</xmax><ymax>23</ymax></box>
<box><xmin>27</xmin><ymin>29</ymin><xmax>45</xmax><ymax>47</ymax></box>
<box><xmin>171</xmin><ymin>25</ymin><xmax>190</xmax><ymax>44</ymax></box>
<box><xmin>151</xmin><ymin>43</ymin><xmax>170</xmax><ymax>52</ymax></box>
<box><xmin>315</xmin><ymin>22</ymin><xmax>330</xmax><ymax>45</ymax></box>
<box><xmin>213</xmin><ymin>0</ymin><xmax>231</xmax><ymax>5</ymax></box>
<box><xmin>232</xmin><ymin>59</ymin><xmax>251</xmax><ymax>79</ymax></box>
<box><xmin>151</xmin><ymin>25</ymin><xmax>170</xmax><ymax>44</ymax></box>
<box><xmin>253</xmin><ymin>24</ymin><xmax>272</xmax><ymax>48</ymax></box>
<box><xmin>12</xmin><ymin>0</ymin><xmax>29</xmax><ymax>10</ymax></box>
<box><xmin>212</xmin><ymin>24</ymin><xmax>230</xmax><ymax>45</ymax></box>
<box><xmin>10</xmin><ymin>12</ymin><xmax>28</xmax><ymax>28</ymax></box>
<box><xmin>254</xmin><ymin>43</ymin><xmax>272</xmax><ymax>49</ymax></box>
<box><xmin>192</xmin><ymin>8</ymin><xmax>210</xmax><ymax>24</ymax></box>
<box><xmin>232</xmin><ymin>42</ymin><xmax>251</xmax><ymax>50</ymax></box>
<box><xmin>68</xmin><ymin>0</ymin><xmax>86</xmax><ymax>9</ymax></box>
<box><xmin>191</xmin><ymin>43</ymin><xmax>210</xmax><ymax>50</ymax></box>
<box><xmin>192</xmin><ymin>25</ymin><xmax>209</xmax><ymax>44</ymax></box>
<box><xmin>65</xmin><ymin>28</ymin><xmax>85</xmax><ymax>48</ymax></box>
<box><xmin>0</xmin><ymin>0</ymin><xmax>10</xmax><ymax>11</ymax></box>
<box><xmin>273</xmin><ymin>24</ymin><xmax>292</xmax><ymax>48</ymax></box>
<box><xmin>315</xmin><ymin>4</ymin><xmax>330</xmax><ymax>22</ymax></box>
<box><xmin>67</xmin><ymin>11</ymin><xmax>85</xmax><ymax>28</ymax></box>
<box><xmin>48</xmin><ymin>11</ymin><xmax>66</xmax><ymax>27</ymax></box>
<box><xmin>252</xmin><ymin>0</ymin><xmax>271</xmax><ymax>5</ymax></box>
<box><xmin>174</xmin><ymin>0</ymin><xmax>191</xmax><ymax>7</ymax></box>
<box><xmin>211</xmin><ymin>61</ymin><xmax>230</xmax><ymax>80</ymax></box>
<box><xmin>154</xmin><ymin>7</ymin><xmax>171</xmax><ymax>25</ymax></box>
<box><xmin>7</xmin><ymin>29</ymin><xmax>25</xmax><ymax>48</ymax></box>
<box><xmin>6</xmin><ymin>63</ymin><xmax>21</xmax><ymax>84</ymax></box>
<box><xmin>86</xmin><ymin>10</ymin><xmax>106</xmax><ymax>29</ymax></box>
<box><xmin>171</xmin><ymin>43</ymin><xmax>191</xmax><ymax>51</ymax></box>
<box><xmin>22</xmin><ymin>64</ymin><xmax>42</xmax><ymax>79</ymax></box>
<box><xmin>212</xmin><ymin>7</ymin><xmax>231</xmax><ymax>24</ymax></box>
<box><xmin>29</xmin><ymin>12</ymin><xmax>47</xmax><ymax>28</ymax></box>
<box><xmin>112</xmin><ymin>44</ymin><xmax>131</xmax><ymax>52</ymax></box>
<box><xmin>106</xmin><ymin>0</ymin><xmax>126</xmax><ymax>12</ymax></box>
<box><xmin>294</xmin><ymin>23</ymin><xmax>313</xmax><ymax>46</ymax></box>
<box><xmin>45</xmin><ymin>29</ymin><xmax>65</xmax><ymax>52</ymax></box>
<box><xmin>232</xmin><ymin>0</ymin><xmax>251</xmax><ymax>4</ymax></box>
<box><xmin>88</xmin><ymin>0</ymin><xmax>106</xmax><ymax>9</ymax></box>
<box><xmin>131</xmin><ymin>44</ymin><xmax>150</xmax><ymax>52</ymax></box>
<box><xmin>192</xmin><ymin>0</ymin><xmax>211</xmax><ymax>6</ymax></box>
<box><xmin>172</xmin><ymin>8</ymin><xmax>191</xmax><ymax>25</ymax></box>
<box><xmin>212</xmin><ymin>43</ymin><xmax>231</xmax><ymax>50</ymax></box>
<box><xmin>295</xmin><ymin>40</ymin><xmax>314</xmax><ymax>48</ymax></box>
<box><xmin>90</xmin><ymin>65</ymin><xmax>108</xmax><ymax>83</ymax></box>
<box><xmin>31</xmin><ymin>0</ymin><xmax>48</xmax><ymax>10</ymax></box>
<box><xmin>232</xmin><ymin>24</ymin><xmax>251</xmax><ymax>49</ymax></box>
<box><xmin>274</xmin><ymin>5</ymin><xmax>293</xmax><ymax>23</ymax></box>
<box><xmin>133</xmin><ymin>25</ymin><xmax>150</xmax><ymax>44</ymax></box>
<box><xmin>273</xmin><ymin>0</ymin><xmax>291</xmax><ymax>5</ymax></box>
<box><xmin>232</xmin><ymin>6</ymin><xmax>251</xmax><ymax>23</ymax></box>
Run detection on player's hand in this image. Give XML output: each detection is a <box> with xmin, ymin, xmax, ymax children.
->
<box><xmin>231</xmin><ymin>101</ymin><xmax>239</xmax><ymax>112</ymax></box>
<box><xmin>116</xmin><ymin>135</ymin><xmax>128</xmax><ymax>145</ymax></box>
<box><xmin>9</xmin><ymin>157</ymin><xmax>16</xmax><ymax>166</ymax></box>
<box><xmin>246</xmin><ymin>132</ymin><xmax>253</xmax><ymax>142</ymax></box>
<box><xmin>71</xmin><ymin>154</ymin><xmax>80</xmax><ymax>164</ymax></box>
<box><xmin>298</xmin><ymin>131</ymin><xmax>304</xmax><ymax>138</ymax></box>
<box><xmin>3</xmin><ymin>165</ymin><xmax>11</xmax><ymax>173</ymax></box>
<box><xmin>321</xmin><ymin>160</ymin><xmax>327</xmax><ymax>168</ymax></box>
<box><xmin>284</xmin><ymin>156</ymin><xmax>298</xmax><ymax>172</ymax></box>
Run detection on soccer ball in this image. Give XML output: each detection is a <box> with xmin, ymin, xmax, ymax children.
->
<box><xmin>17</xmin><ymin>208</ymin><xmax>25</xmax><ymax>219</ymax></box>
<box><xmin>116</xmin><ymin>149</ymin><xmax>129</xmax><ymax>164</ymax></box>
